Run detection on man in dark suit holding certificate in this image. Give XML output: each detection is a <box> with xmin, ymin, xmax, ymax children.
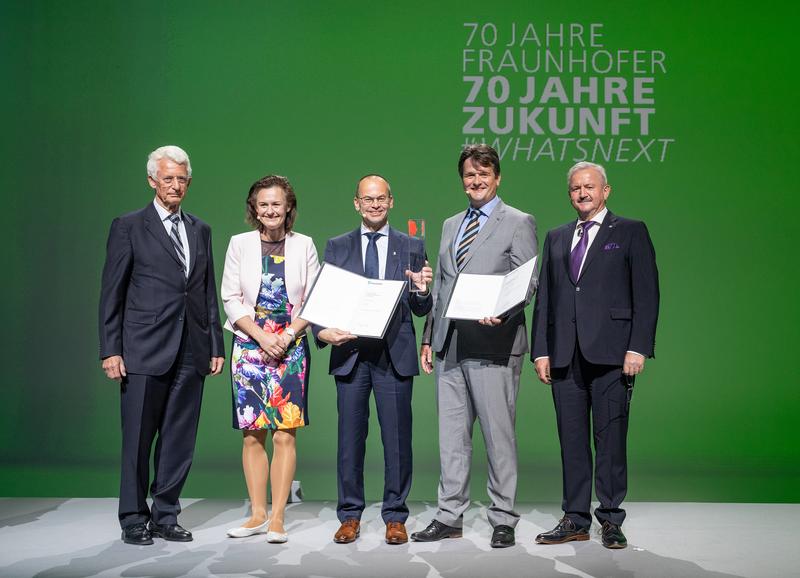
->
<box><xmin>99</xmin><ymin>145</ymin><xmax>225</xmax><ymax>545</ymax></box>
<box><xmin>531</xmin><ymin>161</ymin><xmax>659</xmax><ymax>549</ymax></box>
<box><xmin>315</xmin><ymin>175</ymin><xmax>432</xmax><ymax>545</ymax></box>
<box><xmin>413</xmin><ymin>145</ymin><xmax>537</xmax><ymax>548</ymax></box>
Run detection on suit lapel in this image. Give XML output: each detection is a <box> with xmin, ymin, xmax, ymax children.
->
<box><xmin>143</xmin><ymin>203</ymin><xmax>182</xmax><ymax>267</ymax></box>
<box><xmin>579</xmin><ymin>211</ymin><xmax>617</xmax><ymax>280</ymax></box>
<box><xmin>444</xmin><ymin>215</ymin><xmax>462</xmax><ymax>272</ymax></box>
<box><xmin>244</xmin><ymin>230</ymin><xmax>262</xmax><ymax>304</ymax></box>
<box><xmin>558</xmin><ymin>221</ymin><xmax>575</xmax><ymax>285</ymax></box>
<box><xmin>183</xmin><ymin>212</ymin><xmax>199</xmax><ymax>279</ymax></box>
<box><xmin>386</xmin><ymin>227</ymin><xmax>402</xmax><ymax>280</ymax></box>
<box><xmin>459</xmin><ymin>200</ymin><xmax>505</xmax><ymax>270</ymax></box>
<box><xmin>345</xmin><ymin>229</ymin><xmax>365</xmax><ymax>275</ymax></box>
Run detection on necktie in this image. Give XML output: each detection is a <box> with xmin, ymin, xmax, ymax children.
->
<box><xmin>570</xmin><ymin>220</ymin><xmax>597</xmax><ymax>282</ymax></box>
<box><xmin>364</xmin><ymin>232</ymin><xmax>382</xmax><ymax>279</ymax></box>
<box><xmin>456</xmin><ymin>208</ymin><xmax>481</xmax><ymax>270</ymax></box>
<box><xmin>168</xmin><ymin>214</ymin><xmax>187</xmax><ymax>275</ymax></box>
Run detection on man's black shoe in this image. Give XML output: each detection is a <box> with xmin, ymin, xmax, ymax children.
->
<box><xmin>122</xmin><ymin>523</ymin><xmax>154</xmax><ymax>545</ymax></box>
<box><xmin>601</xmin><ymin>521</ymin><xmax>627</xmax><ymax>549</ymax></box>
<box><xmin>148</xmin><ymin>522</ymin><xmax>193</xmax><ymax>542</ymax></box>
<box><xmin>535</xmin><ymin>516</ymin><xmax>589</xmax><ymax>544</ymax></box>
<box><xmin>490</xmin><ymin>524</ymin><xmax>515</xmax><ymax>548</ymax></box>
<box><xmin>410</xmin><ymin>520</ymin><xmax>462</xmax><ymax>542</ymax></box>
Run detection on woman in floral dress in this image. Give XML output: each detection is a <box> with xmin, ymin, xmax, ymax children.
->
<box><xmin>221</xmin><ymin>175</ymin><xmax>320</xmax><ymax>543</ymax></box>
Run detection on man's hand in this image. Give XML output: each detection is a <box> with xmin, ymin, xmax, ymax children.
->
<box><xmin>102</xmin><ymin>355</ymin><xmax>127</xmax><ymax>382</ymax></box>
<box><xmin>420</xmin><ymin>344</ymin><xmax>433</xmax><ymax>374</ymax></box>
<box><xmin>318</xmin><ymin>328</ymin><xmax>358</xmax><ymax>346</ymax></box>
<box><xmin>478</xmin><ymin>316</ymin><xmax>503</xmax><ymax>326</ymax></box>
<box><xmin>405</xmin><ymin>261</ymin><xmax>433</xmax><ymax>292</ymax></box>
<box><xmin>210</xmin><ymin>357</ymin><xmax>225</xmax><ymax>375</ymax></box>
<box><xmin>623</xmin><ymin>352</ymin><xmax>645</xmax><ymax>376</ymax></box>
<box><xmin>534</xmin><ymin>357</ymin><xmax>551</xmax><ymax>384</ymax></box>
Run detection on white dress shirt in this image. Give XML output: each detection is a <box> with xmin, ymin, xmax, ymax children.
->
<box><xmin>360</xmin><ymin>223</ymin><xmax>390</xmax><ymax>279</ymax></box>
<box><xmin>153</xmin><ymin>199</ymin><xmax>190</xmax><ymax>276</ymax></box>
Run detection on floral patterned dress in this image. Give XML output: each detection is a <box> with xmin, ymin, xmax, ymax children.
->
<box><xmin>231</xmin><ymin>246</ymin><xmax>309</xmax><ymax>430</ymax></box>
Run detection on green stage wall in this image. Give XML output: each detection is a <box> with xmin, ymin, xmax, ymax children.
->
<box><xmin>1</xmin><ymin>0</ymin><xmax>797</xmax><ymax>503</ymax></box>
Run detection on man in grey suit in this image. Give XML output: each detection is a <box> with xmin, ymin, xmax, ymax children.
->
<box><xmin>412</xmin><ymin>144</ymin><xmax>537</xmax><ymax>548</ymax></box>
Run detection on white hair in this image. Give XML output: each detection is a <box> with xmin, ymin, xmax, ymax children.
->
<box><xmin>147</xmin><ymin>145</ymin><xmax>192</xmax><ymax>179</ymax></box>
<box><xmin>567</xmin><ymin>161</ymin><xmax>607</xmax><ymax>186</ymax></box>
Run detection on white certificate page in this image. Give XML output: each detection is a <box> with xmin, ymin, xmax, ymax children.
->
<box><xmin>298</xmin><ymin>263</ymin><xmax>405</xmax><ymax>338</ymax></box>
<box><xmin>444</xmin><ymin>256</ymin><xmax>537</xmax><ymax>320</ymax></box>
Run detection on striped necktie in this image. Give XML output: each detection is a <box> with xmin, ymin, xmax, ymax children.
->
<box><xmin>456</xmin><ymin>208</ymin><xmax>481</xmax><ymax>270</ymax></box>
<box><xmin>168</xmin><ymin>213</ymin><xmax>187</xmax><ymax>275</ymax></box>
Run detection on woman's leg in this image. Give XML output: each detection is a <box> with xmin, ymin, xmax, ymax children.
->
<box><xmin>241</xmin><ymin>430</ymin><xmax>269</xmax><ymax>527</ymax></box>
<box><xmin>268</xmin><ymin>428</ymin><xmax>297</xmax><ymax>533</ymax></box>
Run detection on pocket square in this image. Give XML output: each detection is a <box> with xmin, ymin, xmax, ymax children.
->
<box><xmin>603</xmin><ymin>242</ymin><xmax>620</xmax><ymax>251</ymax></box>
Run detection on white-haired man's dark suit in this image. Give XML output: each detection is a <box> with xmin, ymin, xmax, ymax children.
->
<box><xmin>99</xmin><ymin>201</ymin><xmax>224</xmax><ymax>532</ymax></box>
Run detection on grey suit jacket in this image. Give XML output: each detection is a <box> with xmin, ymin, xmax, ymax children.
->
<box><xmin>422</xmin><ymin>199</ymin><xmax>538</xmax><ymax>358</ymax></box>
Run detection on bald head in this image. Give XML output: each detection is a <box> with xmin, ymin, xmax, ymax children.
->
<box><xmin>354</xmin><ymin>173</ymin><xmax>394</xmax><ymax>231</ymax></box>
<box><xmin>355</xmin><ymin>173</ymin><xmax>392</xmax><ymax>198</ymax></box>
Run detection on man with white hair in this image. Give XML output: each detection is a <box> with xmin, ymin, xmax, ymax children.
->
<box><xmin>99</xmin><ymin>145</ymin><xmax>225</xmax><ymax>545</ymax></box>
<box><xmin>531</xmin><ymin>161</ymin><xmax>659</xmax><ymax>549</ymax></box>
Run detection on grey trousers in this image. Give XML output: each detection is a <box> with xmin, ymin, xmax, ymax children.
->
<box><xmin>434</xmin><ymin>337</ymin><xmax>522</xmax><ymax>529</ymax></box>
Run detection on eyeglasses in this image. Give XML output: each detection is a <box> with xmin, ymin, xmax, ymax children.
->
<box><xmin>358</xmin><ymin>195</ymin><xmax>391</xmax><ymax>206</ymax></box>
<box><xmin>158</xmin><ymin>176</ymin><xmax>190</xmax><ymax>186</ymax></box>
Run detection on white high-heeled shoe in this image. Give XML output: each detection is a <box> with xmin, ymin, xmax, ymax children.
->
<box><xmin>266</xmin><ymin>530</ymin><xmax>288</xmax><ymax>543</ymax></box>
<box><xmin>226</xmin><ymin>519</ymin><xmax>269</xmax><ymax>538</ymax></box>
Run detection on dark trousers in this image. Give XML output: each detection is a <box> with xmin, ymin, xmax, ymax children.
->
<box><xmin>335</xmin><ymin>344</ymin><xmax>413</xmax><ymax>524</ymax></box>
<box><xmin>118</xmin><ymin>334</ymin><xmax>204</xmax><ymax>528</ymax></box>
<box><xmin>551</xmin><ymin>345</ymin><xmax>629</xmax><ymax>528</ymax></box>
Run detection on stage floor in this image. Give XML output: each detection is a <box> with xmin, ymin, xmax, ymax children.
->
<box><xmin>0</xmin><ymin>498</ymin><xmax>791</xmax><ymax>577</ymax></box>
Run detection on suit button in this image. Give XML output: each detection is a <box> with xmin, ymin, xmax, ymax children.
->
<box><xmin>571</xmin><ymin>318</ymin><xmax>576</xmax><ymax>323</ymax></box>
<box><xmin>179</xmin><ymin>316</ymin><xmax>184</xmax><ymax>321</ymax></box>
<box><xmin>576</xmin><ymin>286</ymin><xmax>581</xmax><ymax>292</ymax></box>
<box><xmin>184</xmin><ymin>291</ymin><xmax>188</xmax><ymax>296</ymax></box>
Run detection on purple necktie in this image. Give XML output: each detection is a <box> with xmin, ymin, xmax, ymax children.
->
<box><xmin>570</xmin><ymin>221</ymin><xmax>597</xmax><ymax>282</ymax></box>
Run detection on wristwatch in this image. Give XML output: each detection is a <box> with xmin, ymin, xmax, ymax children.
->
<box><xmin>285</xmin><ymin>327</ymin><xmax>297</xmax><ymax>341</ymax></box>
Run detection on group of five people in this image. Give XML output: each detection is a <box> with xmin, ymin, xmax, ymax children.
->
<box><xmin>99</xmin><ymin>143</ymin><xmax>659</xmax><ymax>550</ymax></box>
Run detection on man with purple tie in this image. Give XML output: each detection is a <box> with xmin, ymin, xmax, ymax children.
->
<box><xmin>531</xmin><ymin>161</ymin><xmax>659</xmax><ymax>549</ymax></box>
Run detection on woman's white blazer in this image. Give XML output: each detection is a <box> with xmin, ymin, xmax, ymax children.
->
<box><xmin>221</xmin><ymin>230</ymin><xmax>320</xmax><ymax>339</ymax></box>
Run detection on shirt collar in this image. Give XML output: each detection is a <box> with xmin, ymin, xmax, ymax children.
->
<box><xmin>576</xmin><ymin>206</ymin><xmax>608</xmax><ymax>228</ymax></box>
<box><xmin>468</xmin><ymin>194</ymin><xmax>501</xmax><ymax>218</ymax></box>
<box><xmin>153</xmin><ymin>199</ymin><xmax>183</xmax><ymax>222</ymax></box>
<box><xmin>360</xmin><ymin>222</ymin><xmax>390</xmax><ymax>236</ymax></box>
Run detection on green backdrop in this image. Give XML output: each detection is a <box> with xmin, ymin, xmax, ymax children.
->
<box><xmin>1</xmin><ymin>0</ymin><xmax>797</xmax><ymax>503</ymax></box>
